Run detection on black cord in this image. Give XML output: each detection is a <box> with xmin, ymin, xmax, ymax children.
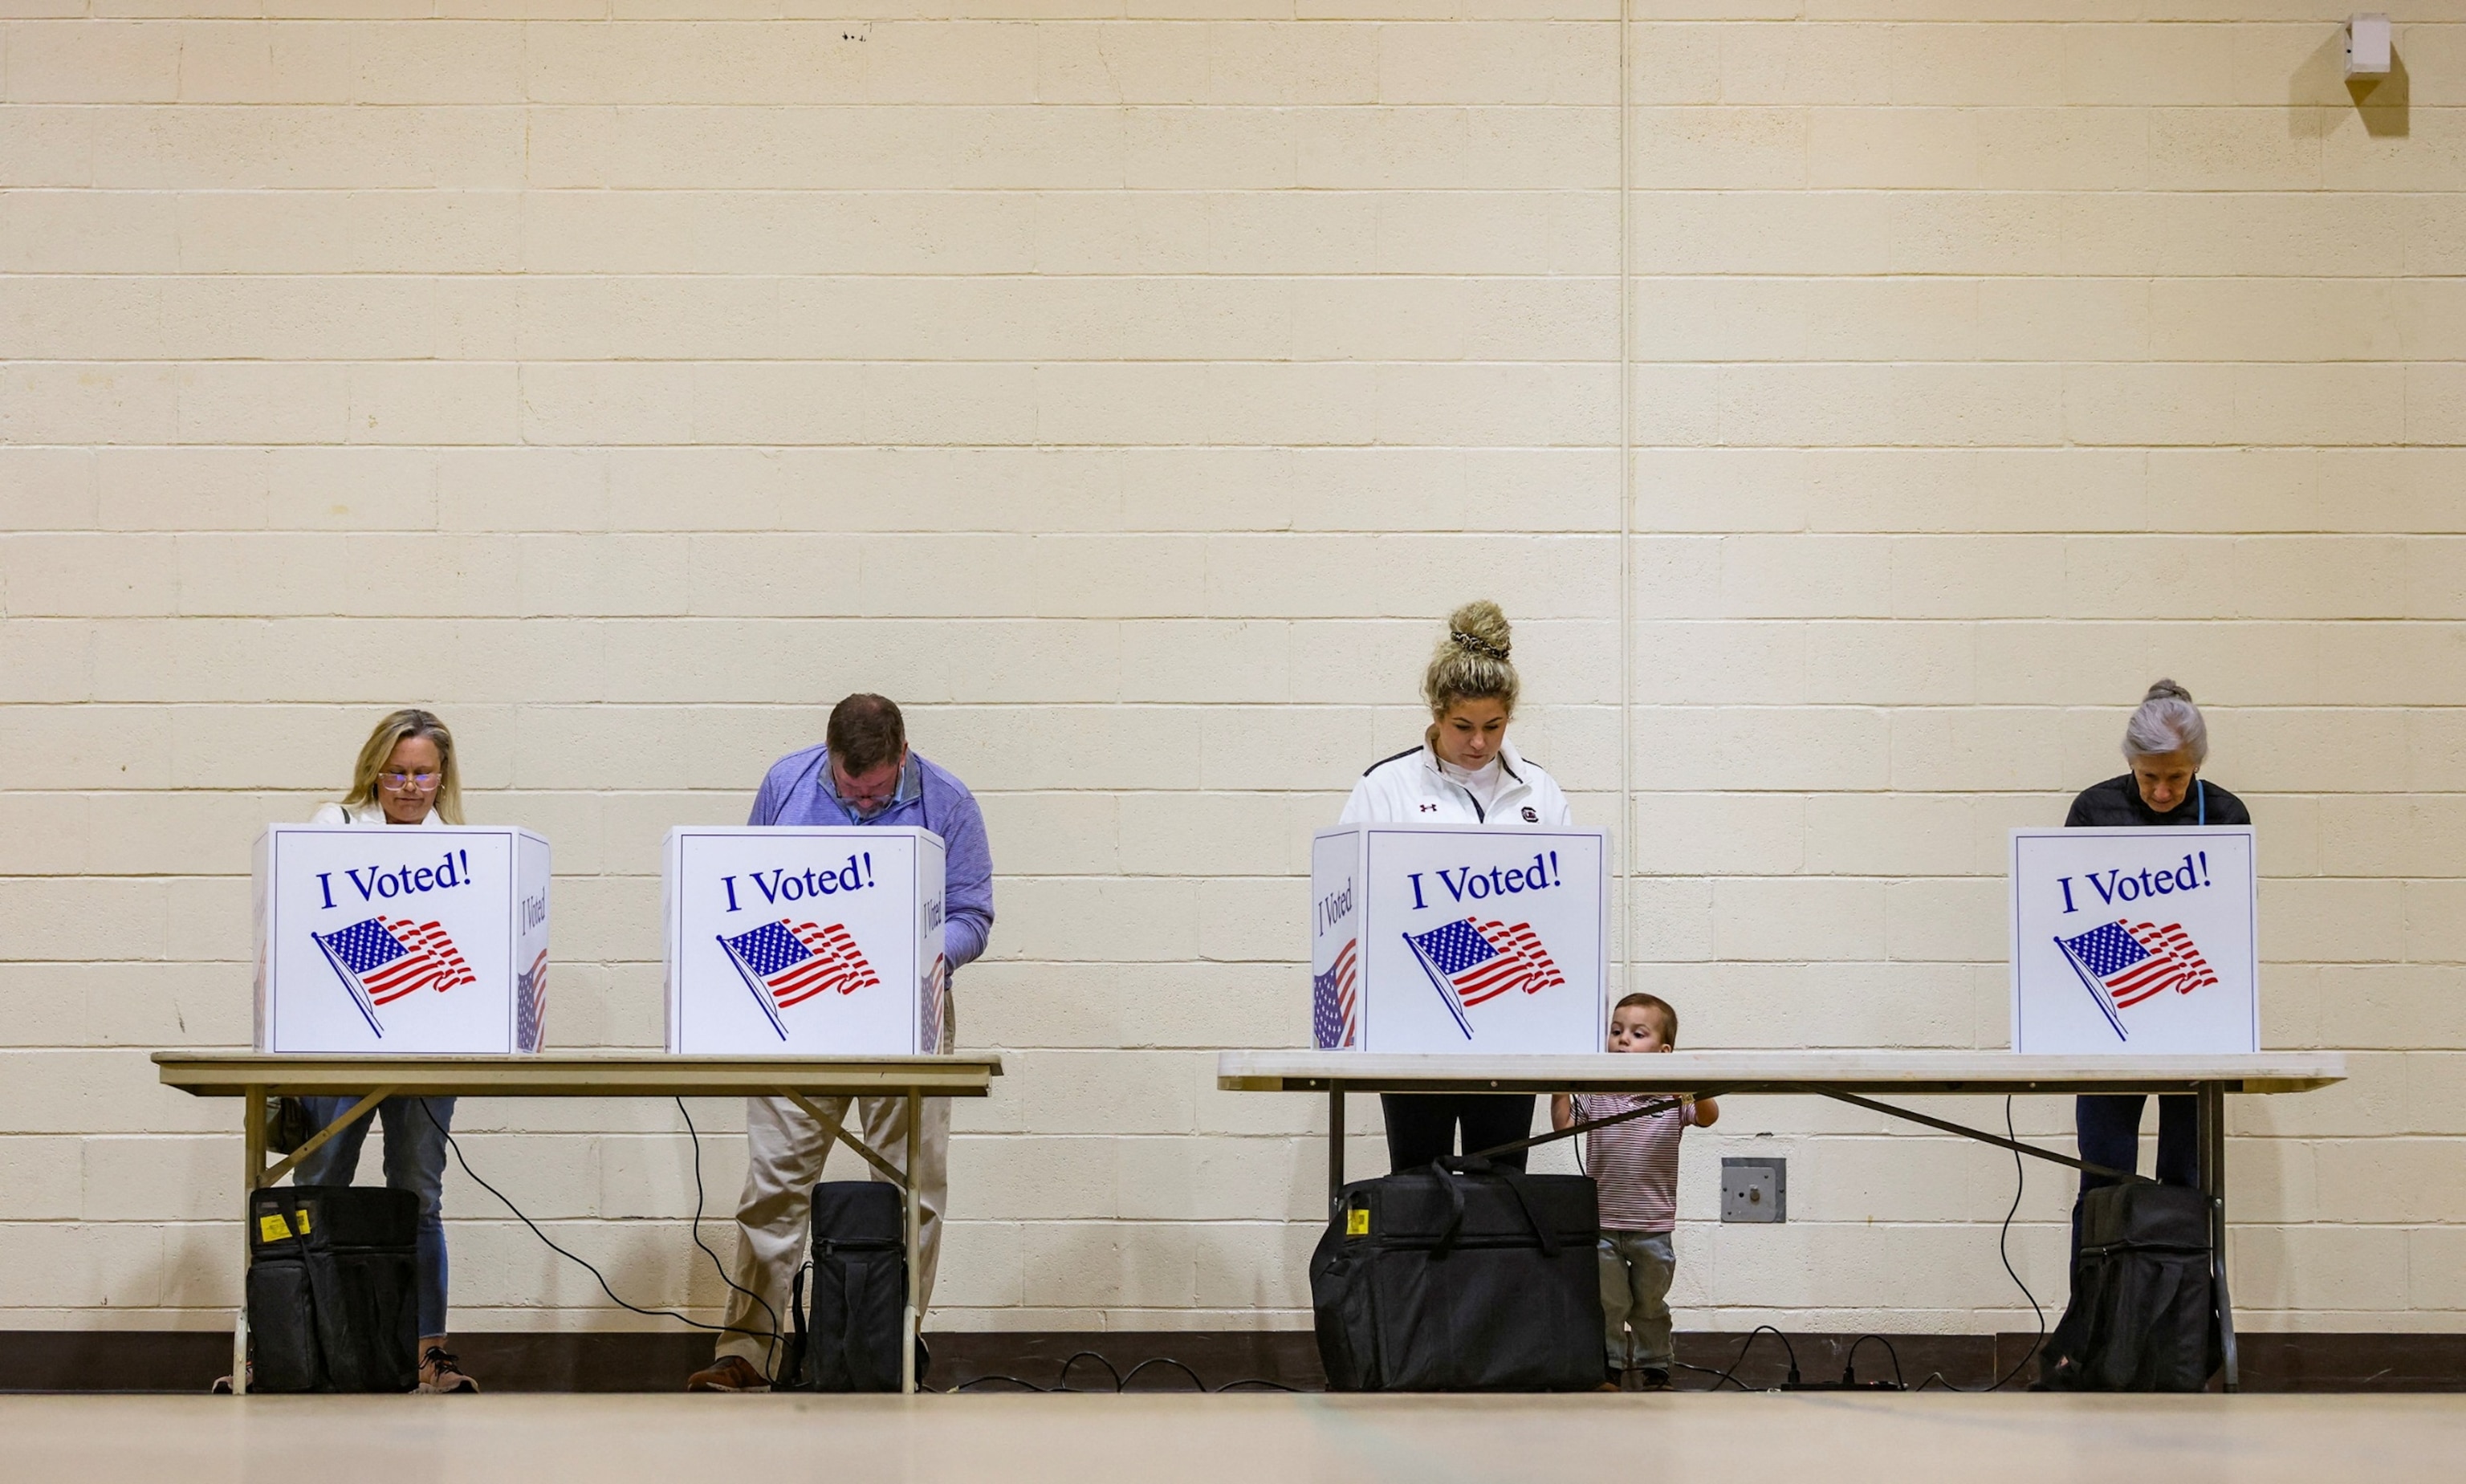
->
<box><xmin>1674</xmin><ymin>1324</ymin><xmax>1799</xmax><ymax>1391</ymax></box>
<box><xmin>1915</xmin><ymin>1096</ymin><xmax>2049</xmax><ymax>1393</ymax></box>
<box><xmin>1991</xmin><ymin>1095</ymin><xmax>2048</xmax><ymax>1389</ymax></box>
<box><xmin>1841</xmin><ymin>1333</ymin><xmax>1905</xmax><ymax>1388</ymax></box>
<box><xmin>418</xmin><ymin>1100</ymin><xmax>771</xmax><ymax>1343</ymax></box>
<box><xmin>942</xmin><ymin>1354</ymin><xmax>1299</xmax><ymax>1394</ymax></box>
<box><xmin>1117</xmin><ymin>1356</ymin><xmax>1207</xmax><ymax>1391</ymax></box>
<box><xmin>1670</xmin><ymin>1359</ymin><xmax>1739</xmax><ymax>1389</ymax></box>
<box><xmin>1056</xmin><ymin>1350</ymin><xmax>1124</xmax><ymax>1392</ymax></box>
<box><xmin>675</xmin><ymin>1098</ymin><xmax>785</xmax><ymax>1378</ymax></box>
<box><xmin>1214</xmin><ymin>1378</ymin><xmax>1303</xmax><ymax>1392</ymax></box>
<box><xmin>950</xmin><ymin>1374</ymin><xmax>1048</xmax><ymax>1392</ymax></box>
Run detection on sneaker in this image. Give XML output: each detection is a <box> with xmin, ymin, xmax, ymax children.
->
<box><xmin>418</xmin><ymin>1346</ymin><xmax>479</xmax><ymax>1394</ymax></box>
<box><xmin>686</xmin><ymin>1355</ymin><xmax>771</xmax><ymax>1393</ymax></box>
<box><xmin>1637</xmin><ymin>1367</ymin><xmax>1670</xmax><ymax>1390</ymax></box>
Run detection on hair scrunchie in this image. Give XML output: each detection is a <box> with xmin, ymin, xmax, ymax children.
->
<box><xmin>1450</xmin><ymin>628</ymin><xmax>1509</xmax><ymax>661</ymax></box>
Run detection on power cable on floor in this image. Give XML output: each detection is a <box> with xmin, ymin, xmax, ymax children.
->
<box><xmin>943</xmin><ymin>1352</ymin><xmax>1300</xmax><ymax>1394</ymax></box>
<box><xmin>1916</xmin><ymin>1096</ymin><xmax>2048</xmax><ymax>1393</ymax></box>
<box><xmin>674</xmin><ymin>1098</ymin><xmax>787</xmax><ymax>1378</ymax></box>
<box><xmin>1671</xmin><ymin>1324</ymin><xmax>1801</xmax><ymax>1391</ymax></box>
<box><xmin>418</xmin><ymin>1100</ymin><xmax>775</xmax><ymax>1346</ymax></box>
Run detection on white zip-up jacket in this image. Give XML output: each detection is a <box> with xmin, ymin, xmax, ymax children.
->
<box><xmin>311</xmin><ymin>802</ymin><xmax>440</xmax><ymax>827</ymax></box>
<box><xmin>1340</xmin><ymin>737</ymin><xmax>1573</xmax><ymax>827</ymax></box>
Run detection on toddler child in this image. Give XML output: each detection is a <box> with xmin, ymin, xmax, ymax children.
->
<box><xmin>1551</xmin><ymin>992</ymin><xmax>1719</xmax><ymax>1389</ymax></box>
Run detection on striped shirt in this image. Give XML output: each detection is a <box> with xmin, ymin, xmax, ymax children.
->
<box><xmin>1573</xmin><ymin>1092</ymin><xmax>1698</xmax><ymax>1233</ymax></box>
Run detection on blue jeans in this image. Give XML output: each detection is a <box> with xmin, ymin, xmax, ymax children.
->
<box><xmin>2071</xmin><ymin>1093</ymin><xmax>2198</xmax><ymax>1257</ymax></box>
<box><xmin>1599</xmin><ymin>1230</ymin><xmax>1675</xmax><ymax>1372</ymax></box>
<box><xmin>293</xmin><ymin>1096</ymin><xmax>455</xmax><ymax>1340</ymax></box>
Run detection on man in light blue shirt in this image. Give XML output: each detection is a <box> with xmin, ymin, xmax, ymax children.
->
<box><xmin>690</xmin><ymin>694</ymin><xmax>994</xmax><ymax>1391</ymax></box>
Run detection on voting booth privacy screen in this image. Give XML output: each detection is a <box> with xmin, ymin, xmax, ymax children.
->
<box><xmin>1312</xmin><ymin>823</ymin><xmax>1606</xmax><ymax>1054</ymax></box>
<box><xmin>2010</xmin><ymin>826</ymin><xmax>2258</xmax><ymax>1055</ymax></box>
<box><xmin>255</xmin><ymin>825</ymin><xmax>551</xmax><ymax>1055</ymax></box>
<box><xmin>666</xmin><ymin>827</ymin><xmax>946</xmax><ymax>1055</ymax></box>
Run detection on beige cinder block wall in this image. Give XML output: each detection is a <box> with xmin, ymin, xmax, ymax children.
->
<box><xmin>1</xmin><ymin>5</ymin><xmax>2456</xmax><ymax>1338</ymax></box>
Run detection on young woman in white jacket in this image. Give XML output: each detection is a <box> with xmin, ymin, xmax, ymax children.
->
<box><xmin>297</xmin><ymin>709</ymin><xmax>479</xmax><ymax>1393</ymax></box>
<box><xmin>1341</xmin><ymin>601</ymin><xmax>1573</xmax><ymax>1171</ymax></box>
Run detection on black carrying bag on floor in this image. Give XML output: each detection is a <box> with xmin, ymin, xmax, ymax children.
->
<box><xmin>2036</xmin><ymin>1182</ymin><xmax>2221</xmax><ymax>1393</ymax></box>
<box><xmin>1311</xmin><ymin>1157</ymin><xmax>1603</xmax><ymax>1392</ymax></box>
<box><xmin>245</xmin><ymin>1185</ymin><xmax>420</xmax><ymax>1393</ymax></box>
<box><xmin>778</xmin><ymin>1181</ymin><xmax>924</xmax><ymax>1392</ymax></box>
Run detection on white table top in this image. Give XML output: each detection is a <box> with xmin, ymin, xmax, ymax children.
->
<box><xmin>1217</xmin><ymin>1050</ymin><xmax>2344</xmax><ymax>1096</ymax></box>
<box><xmin>154</xmin><ymin>1051</ymin><xmax>1003</xmax><ymax>1100</ymax></box>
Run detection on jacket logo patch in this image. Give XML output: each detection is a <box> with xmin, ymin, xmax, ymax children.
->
<box><xmin>1521</xmin><ymin>807</ymin><xmax>1538</xmax><ymax>822</ymax></box>
<box><xmin>1419</xmin><ymin>803</ymin><xmax>1438</xmax><ymax>812</ymax></box>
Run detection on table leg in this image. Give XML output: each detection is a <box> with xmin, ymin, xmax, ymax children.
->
<box><xmin>235</xmin><ymin>1084</ymin><xmax>267</xmax><ymax>1397</ymax></box>
<box><xmin>1328</xmin><ymin>1085</ymin><xmax>1345</xmax><ymax>1212</ymax></box>
<box><xmin>2199</xmin><ymin>1079</ymin><xmax>2239</xmax><ymax>1392</ymax></box>
<box><xmin>903</xmin><ymin>1090</ymin><xmax>921</xmax><ymax>1396</ymax></box>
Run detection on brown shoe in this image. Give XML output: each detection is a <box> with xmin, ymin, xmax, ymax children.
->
<box><xmin>418</xmin><ymin>1346</ymin><xmax>479</xmax><ymax>1394</ymax></box>
<box><xmin>686</xmin><ymin>1355</ymin><xmax>770</xmax><ymax>1393</ymax></box>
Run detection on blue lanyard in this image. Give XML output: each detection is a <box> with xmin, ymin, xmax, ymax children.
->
<box><xmin>2198</xmin><ymin>778</ymin><xmax>2205</xmax><ymax>827</ymax></box>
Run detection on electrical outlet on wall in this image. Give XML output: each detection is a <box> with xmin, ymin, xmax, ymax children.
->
<box><xmin>1722</xmin><ymin>1157</ymin><xmax>1786</xmax><ymax>1222</ymax></box>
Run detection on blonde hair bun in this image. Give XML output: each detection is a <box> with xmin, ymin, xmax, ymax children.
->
<box><xmin>1424</xmin><ymin>600</ymin><xmax>1520</xmax><ymax>716</ymax></box>
<box><xmin>1447</xmin><ymin>600</ymin><xmax>1512</xmax><ymax>661</ymax></box>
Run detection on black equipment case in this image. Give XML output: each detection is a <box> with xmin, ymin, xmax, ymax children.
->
<box><xmin>1311</xmin><ymin>1157</ymin><xmax>1604</xmax><ymax>1392</ymax></box>
<box><xmin>245</xmin><ymin>1185</ymin><xmax>421</xmax><ymax>1393</ymax></box>
<box><xmin>779</xmin><ymin>1181</ymin><xmax>921</xmax><ymax>1391</ymax></box>
<box><xmin>2037</xmin><ymin>1182</ymin><xmax>2221</xmax><ymax>1393</ymax></box>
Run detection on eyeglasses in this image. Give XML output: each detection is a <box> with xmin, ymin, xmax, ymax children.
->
<box><xmin>378</xmin><ymin>771</ymin><xmax>442</xmax><ymax>792</ymax></box>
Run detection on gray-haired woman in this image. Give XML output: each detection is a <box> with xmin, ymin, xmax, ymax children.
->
<box><xmin>2062</xmin><ymin>681</ymin><xmax>2250</xmax><ymax>1253</ymax></box>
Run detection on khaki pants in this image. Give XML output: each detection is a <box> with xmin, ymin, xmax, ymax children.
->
<box><xmin>714</xmin><ymin>1003</ymin><xmax>954</xmax><ymax>1372</ymax></box>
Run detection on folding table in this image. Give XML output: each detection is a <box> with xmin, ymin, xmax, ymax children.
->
<box><xmin>156</xmin><ymin>1051</ymin><xmax>1004</xmax><ymax>1395</ymax></box>
<box><xmin>1218</xmin><ymin>1050</ymin><xmax>2346</xmax><ymax>1392</ymax></box>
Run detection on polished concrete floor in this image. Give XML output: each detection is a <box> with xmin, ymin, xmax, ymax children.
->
<box><xmin>7</xmin><ymin>1393</ymin><xmax>2464</xmax><ymax>1483</ymax></box>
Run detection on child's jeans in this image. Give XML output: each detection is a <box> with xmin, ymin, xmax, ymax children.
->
<box><xmin>1599</xmin><ymin>1229</ymin><xmax>1675</xmax><ymax>1372</ymax></box>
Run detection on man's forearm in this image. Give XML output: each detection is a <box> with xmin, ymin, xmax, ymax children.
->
<box><xmin>943</xmin><ymin>911</ymin><xmax>991</xmax><ymax>970</ymax></box>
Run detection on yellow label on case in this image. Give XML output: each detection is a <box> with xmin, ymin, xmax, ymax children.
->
<box><xmin>258</xmin><ymin>1214</ymin><xmax>292</xmax><ymax>1243</ymax></box>
<box><xmin>296</xmin><ymin>1208</ymin><xmax>309</xmax><ymax>1234</ymax></box>
<box><xmin>1346</xmin><ymin>1208</ymin><xmax>1369</xmax><ymax>1237</ymax></box>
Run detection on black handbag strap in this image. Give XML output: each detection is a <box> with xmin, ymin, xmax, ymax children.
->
<box><xmin>1425</xmin><ymin>1160</ymin><xmax>1468</xmax><ymax>1255</ymax></box>
<box><xmin>1427</xmin><ymin>1157</ymin><xmax>1561</xmax><ymax>1258</ymax></box>
<box><xmin>790</xmin><ymin>1261</ymin><xmax>810</xmax><ymax>1359</ymax></box>
<box><xmin>294</xmin><ymin>1210</ymin><xmax>360</xmax><ymax>1388</ymax></box>
<box><xmin>832</xmin><ymin>1248</ymin><xmax>874</xmax><ymax>1384</ymax></box>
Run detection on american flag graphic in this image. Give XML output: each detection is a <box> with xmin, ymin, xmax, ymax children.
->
<box><xmin>515</xmin><ymin>949</ymin><xmax>548</xmax><ymax>1053</ymax></box>
<box><xmin>1403</xmin><ymin>917</ymin><xmax>1565</xmax><ymax>1040</ymax></box>
<box><xmin>2056</xmin><ymin>918</ymin><xmax>2220</xmax><ymax>1043</ymax></box>
<box><xmin>718</xmin><ymin>918</ymin><xmax>881</xmax><ymax>1041</ymax></box>
<box><xmin>1312</xmin><ymin>938</ymin><xmax>1359</xmax><ymax>1050</ymax></box>
<box><xmin>311</xmin><ymin>917</ymin><xmax>477</xmax><ymax>1039</ymax></box>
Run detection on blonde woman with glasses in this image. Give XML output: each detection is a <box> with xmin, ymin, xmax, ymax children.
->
<box><xmin>296</xmin><ymin>709</ymin><xmax>479</xmax><ymax>1393</ymax></box>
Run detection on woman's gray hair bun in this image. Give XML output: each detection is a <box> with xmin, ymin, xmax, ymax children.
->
<box><xmin>2123</xmin><ymin>678</ymin><xmax>2208</xmax><ymax>763</ymax></box>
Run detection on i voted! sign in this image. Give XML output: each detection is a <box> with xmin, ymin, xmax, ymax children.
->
<box><xmin>665</xmin><ymin>826</ymin><xmax>946</xmax><ymax>1055</ymax></box>
<box><xmin>1312</xmin><ymin>823</ymin><xmax>1606</xmax><ymax>1055</ymax></box>
<box><xmin>255</xmin><ymin>825</ymin><xmax>551</xmax><ymax>1054</ymax></box>
<box><xmin>2008</xmin><ymin>826</ymin><xmax>2258</xmax><ymax>1055</ymax></box>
